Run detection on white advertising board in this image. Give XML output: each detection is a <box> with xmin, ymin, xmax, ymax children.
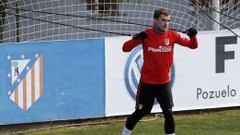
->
<box><xmin>105</xmin><ymin>30</ymin><xmax>240</xmax><ymax>116</ymax></box>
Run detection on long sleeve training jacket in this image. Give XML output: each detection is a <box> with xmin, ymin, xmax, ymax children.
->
<box><xmin>122</xmin><ymin>28</ymin><xmax>198</xmax><ymax>84</ymax></box>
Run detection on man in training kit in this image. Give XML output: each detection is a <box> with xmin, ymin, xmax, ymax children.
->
<box><xmin>121</xmin><ymin>8</ymin><xmax>198</xmax><ymax>135</ymax></box>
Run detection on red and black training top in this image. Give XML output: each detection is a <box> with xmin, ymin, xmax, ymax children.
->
<box><xmin>122</xmin><ymin>28</ymin><xmax>198</xmax><ymax>84</ymax></box>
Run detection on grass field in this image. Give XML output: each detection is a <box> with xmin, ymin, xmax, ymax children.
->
<box><xmin>2</xmin><ymin>108</ymin><xmax>240</xmax><ymax>135</ymax></box>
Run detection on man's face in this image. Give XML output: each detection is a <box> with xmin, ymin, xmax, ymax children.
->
<box><xmin>154</xmin><ymin>14</ymin><xmax>170</xmax><ymax>32</ymax></box>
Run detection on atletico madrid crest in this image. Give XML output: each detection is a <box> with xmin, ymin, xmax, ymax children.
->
<box><xmin>7</xmin><ymin>53</ymin><xmax>44</xmax><ymax>112</ymax></box>
<box><xmin>164</xmin><ymin>38</ymin><xmax>170</xmax><ymax>46</ymax></box>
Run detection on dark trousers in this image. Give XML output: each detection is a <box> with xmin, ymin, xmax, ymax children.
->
<box><xmin>125</xmin><ymin>82</ymin><xmax>175</xmax><ymax>134</ymax></box>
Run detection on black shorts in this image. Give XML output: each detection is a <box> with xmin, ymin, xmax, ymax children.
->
<box><xmin>135</xmin><ymin>81</ymin><xmax>174</xmax><ymax>111</ymax></box>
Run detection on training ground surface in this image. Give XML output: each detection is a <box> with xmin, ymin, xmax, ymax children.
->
<box><xmin>1</xmin><ymin>108</ymin><xmax>240</xmax><ymax>135</ymax></box>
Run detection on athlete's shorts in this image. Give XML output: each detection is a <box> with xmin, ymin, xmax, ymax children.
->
<box><xmin>135</xmin><ymin>81</ymin><xmax>174</xmax><ymax>111</ymax></box>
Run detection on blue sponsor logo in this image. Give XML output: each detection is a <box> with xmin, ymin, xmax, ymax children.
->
<box><xmin>124</xmin><ymin>46</ymin><xmax>175</xmax><ymax>101</ymax></box>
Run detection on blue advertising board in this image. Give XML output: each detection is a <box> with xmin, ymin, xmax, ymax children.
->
<box><xmin>0</xmin><ymin>39</ymin><xmax>105</xmax><ymax>125</ymax></box>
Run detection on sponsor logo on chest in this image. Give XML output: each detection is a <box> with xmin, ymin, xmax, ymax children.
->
<box><xmin>148</xmin><ymin>38</ymin><xmax>172</xmax><ymax>52</ymax></box>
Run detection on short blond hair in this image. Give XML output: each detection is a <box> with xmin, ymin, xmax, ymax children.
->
<box><xmin>153</xmin><ymin>8</ymin><xmax>171</xmax><ymax>19</ymax></box>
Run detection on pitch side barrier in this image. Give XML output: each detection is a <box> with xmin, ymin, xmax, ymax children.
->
<box><xmin>0</xmin><ymin>29</ymin><xmax>239</xmax><ymax>125</ymax></box>
<box><xmin>105</xmin><ymin>29</ymin><xmax>240</xmax><ymax>116</ymax></box>
<box><xmin>0</xmin><ymin>39</ymin><xmax>105</xmax><ymax>125</ymax></box>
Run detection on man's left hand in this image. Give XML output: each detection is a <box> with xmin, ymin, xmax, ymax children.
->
<box><xmin>186</xmin><ymin>28</ymin><xmax>198</xmax><ymax>37</ymax></box>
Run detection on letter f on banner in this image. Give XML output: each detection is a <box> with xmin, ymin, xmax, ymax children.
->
<box><xmin>216</xmin><ymin>36</ymin><xmax>237</xmax><ymax>73</ymax></box>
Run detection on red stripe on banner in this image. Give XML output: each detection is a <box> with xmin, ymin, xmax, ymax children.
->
<box><xmin>31</xmin><ymin>65</ymin><xmax>35</xmax><ymax>103</ymax></box>
<box><xmin>15</xmin><ymin>87</ymin><xmax>19</xmax><ymax>106</ymax></box>
<box><xmin>23</xmin><ymin>78</ymin><xmax>27</xmax><ymax>112</ymax></box>
<box><xmin>39</xmin><ymin>53</ymin><xmax>43</xmax><ymax>96</ymax></box>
